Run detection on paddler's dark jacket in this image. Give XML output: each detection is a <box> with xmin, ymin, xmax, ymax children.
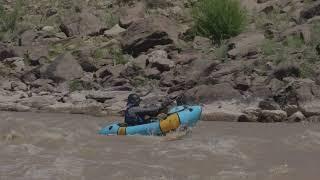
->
<box><xmin>125</xmin><ymin>103</ymin><xmax>162</xmax><ymax>126</ymax></box>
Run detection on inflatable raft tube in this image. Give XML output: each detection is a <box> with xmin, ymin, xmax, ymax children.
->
<box><xmin>99</xmin><ymin>105</ymin><xmax>202</xmax><ymax>136</ymax></box>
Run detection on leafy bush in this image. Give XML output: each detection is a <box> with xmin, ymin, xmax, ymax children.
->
<box><xmin>214</xmin><ymin>41</ymin><xmax>229</xmax><ymax>62</ymax></box>
<box><xmin>109</xmin><ymin>48</ymin><xmax>128</xmax><ymax>65</ymax></box>
<box><xmin>69</xmin><ymin>79</ymin><xmax>83</xmax><ymax>92</ymax></box>
<box><xmin>0</xmin><ymin>1</ymin><xmax>22</xmax><ymax>33</ymax></box>
<box><xmin>284</xmin><ymin>35</ymin><xmax>304</xmax><ymax>49</ymax></box>
<box><xmin>192</xmin><ymin>0</ymin><xmax>247</xmax><ymax>42</ymax></box>
<box><xmin>105</xmin><ymin>12</ymin><xmax>118</xmax><ymax>28</ymax></box>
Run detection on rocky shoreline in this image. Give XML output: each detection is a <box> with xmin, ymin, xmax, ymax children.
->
<box><xmin>1</xmin><ymin>0</ymin><xmax>320</xmax><ymax>122</ymax></box>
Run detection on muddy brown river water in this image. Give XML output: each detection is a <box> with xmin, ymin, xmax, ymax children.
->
<box><xmin>1</xmin><ymin>111</ymin><xmax>320</xmax><ymax>180</ymax></box>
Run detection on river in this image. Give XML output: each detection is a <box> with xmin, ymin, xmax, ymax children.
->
<box><xmin>1</xmin><ymin>111</ymin><xmax>320</xmax><ymax>180</ymax></box>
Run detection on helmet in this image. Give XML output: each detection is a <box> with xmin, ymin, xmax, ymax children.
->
<box><xmin>127</xmin><ymin>93</ymin><xmax>141</xmax><ymax>105</ymax></box>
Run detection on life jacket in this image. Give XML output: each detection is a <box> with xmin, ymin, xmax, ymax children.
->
<box><xmin>124</xmin><ymin>103</ymin><xmax>145</xmax><ymax>126</ymax></box>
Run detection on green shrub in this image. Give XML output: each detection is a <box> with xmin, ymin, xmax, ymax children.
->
<box><xmin>262</xmin><ymin>39</ymin><xmax>277</xmax><ymax>56</ymax></box>
<box><xmin>192</xmin><ymin>0</ymin><xmax>247</xmax><ymax>42</ymax></box>
<box><xmin>0</xmin><ymin>0</ymin><xmax>22</xmax><ymax>33</ymax></box>
<box><xmin>109</xmin><ymin>48</ymin><xmax>128</xmax><ymax>65</ymax></box>
<box><xmin>255</xmin><ymin>7</ymin><xmax>290</xmax><ymax>32</ymax></box>
<box><xmin>215</xmin><ymin>41</ymin><xmax>229</xmax><ymax>62</ymax></box>
<box><xmin>283</xmin><ymin>35</ymin><xmax>304</xmax><ymax>49</ymax></box>
<box><xmin>105</xmin><ymin>12</ymin><xmax>118</xmax><ymax>28</ymax></box>
<box><xmin>69</xmin><ymin>79</ymin><xmax>83</xmax><ymax>92</ymax></box>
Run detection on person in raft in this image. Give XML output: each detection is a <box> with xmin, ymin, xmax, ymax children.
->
<box><xmin>124</xmin><ymin>93</ymin><xmax>172</xmax><ymax>126</ymax></box>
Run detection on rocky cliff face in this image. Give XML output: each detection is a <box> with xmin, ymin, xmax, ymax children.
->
<box><xmin>0</xmin><ymin>0</ymin><xmax>320</xmax><ymax>122</ymax></box>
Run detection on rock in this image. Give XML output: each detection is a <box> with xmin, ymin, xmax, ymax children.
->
<box><xmin>42</xmin><ymin>26</ymin><xmax>55</xmax><ymax>33</ymax></box>
<box><xmin>0</xmin><ymin>43</ymin><xmax>16</xmax><ymax>61</ymax></box>
<box><xmin>72</xmin><ymin>48</ymin><xmax>100</xmax><ymax>72</ymax></box>
<box><xmin>269</xmin><ymin>78</ymin><xmax>285</xmax><ymax>94</ymax></box>
<box><xmin>260</xmin><ymin>110</ymin><xmax>287</xmax><ymax>122</ymax></box>
<box><xmin>240</xmin><ymin>107</ymin><xmax>261</xmax><ymax>122</ymax></box>
<box><xmin>299</xmin><ymin>100</ymin><xmax>320</xmax><ymax>117</ymax></box>
<box><xmin>227</xmin><ymin>32</ymin><xmax>265</xmax><ymax>59</ymax></box>
<box><xmin>288</xmin><ymin>111</ymin><xmax>305</xmax><ymax>122</ymax></box>
<box><xmin>46</xmin><ymin>8</ymin><xmax>58</xmax><ymax>17</ymax></box>
<box><xmin>209</xmin><ymin>60</ymin><xmax>247</xmax><ymax>79</ymax></box>
<box><xmin>95</xmin><ymin>66</ymin><xmax>112</xmax><ymax>79</ymax></box>
<box><xmin>30</xmin><ymin>79</ymin><xmax>54</xmax><ymax>89</ymax></box>
<box><xmin>133</xmin><ymin>54</ymin><xmax>148</xmax><ymax>69</ymax></box>
<box><xmin>43</xmin><ymin>101</ymin><xmax>108</xmax><ymax>116</ymax></box>
<box><xmin>104</xmin><ymin>24</ymin><xmax>126</xmax><ymax>37</ymax></box>
<box><xmin>202</xmin><ymin>110</ymin><xmax>244</xmax><ymax>122</ymax></box>
<box><xmin>145</xmin><ymin>0</ymin><xmax>173</xmax><ymax>9</ymax></box>
<box><xmin>233</xmin><ymin>72</ymin><xmax>250</xmax><ymax>91</ymax></box>
<box><xmin>280</xmin><ymin>24</ymin><xmax>312</xmax><ymax>44</ymax></box>
<box><xmin>86</xmin><ymin>91</ymin><xmax>115</xmax><ymax>103</ymax></box>
<box><xmin>1</xmin><ymin>81</ymin><xmax>12</xmax><ymax>90</ymax></box>
<box><xmin>2</xmin><ymin>80</ymin><xmax>28</xmax><ymax>91</ymax></box>
<box><xmin>238</xmin><ymin>113</ymin><xmax>258</xmax><ymax>122</ymax></box>
<box><xmin>249</xmin><ymin>75</ymin><xmax>272</xmax><ymax>98</ymax></box>
<box><xmin>257</xmin><ymin>0</ymin><xmax>270</xmax><ymax>3</ymax></box>
<box><xmin>121</xmin><ymin>16</ymin><xmax>179</xmax><ymax>57</ymax></box>
<box><xmin>119</xmin><ymin>2</ymin><xmax>145</xmax><ymax>28</ymax></box>
<box><xmin>64</xmin><ymin>92</ymin><xmax>87</xmax><ymax>103</ymax></box>
<box><xmin>108</xmin><ymin>78</ymin><xmax>130</xmax><ymax>87</ymax></box>
<box><xmin>300</xmin><ymin>1</ymin><xmax>320</xmax><ymax>20</ymax></box>
<box><xmin>316</xmin><ymin>43</ymin><xmax>320</xmax><ymax>55</ymax></box>
<box><xmin>183</xmin><ymin>83</ymin><xmax>241</xmax><ymax>104</ymax></box>
<box><xmin>21</xmin><ymin>67</ymin><xmax>41</xmax><ymax>83</ymax></box>
<box><xmin>0</xmin><ymin>102</ymin><xmax>31</xmax><ymax>112</ymax></box>
<box><xmin>20</xmin><ymin>30</ymin><xmax>37</xmax><ymax>46</ymax></box>
<box><xmin>59</xmin><ymin>10</ymin><xmax>104</xmax><ymax>37</ymax></box>
<box><xmin>307</xmin><ymin>116</ymin><xmax>320</xmax><ymax>122</ymax></box>
<box><xmin>258</xmin><ymin>99</ymin><xmax>281</xmax><ymax>110</ymax></box>
<box><xmin>11</xmin><ymin>81</ymin><xmax>28</xmax><ymax>91</ymax></box>
<box><xmin>193</xmin><ymin>36</ymin><xmax>212</xmax><ymax>51</ymax></box>
<box><xmin>120</xmin><ymin>63</ymin><xmax>142</xmax><ymax>78</ymax></box>
<box><xmin>96</xmin><ymin>64</ymin><xmax>126</xmax><ymax>80</ymax></box>
<box><xmin>18</xmin><ymin>95</ymin><xmax>57</xmax><ymax>109</ymax></box>
<box><xmin>273</xmin><ymin>78</ymin><xmax>319</xmax><ymax>108</ymax></box>
<box><xmin>42</xmin><ymin>52</ymin><xmax>84</xmax><ymax>82</ymax></box>
<box><xmin>14</xmin><ymin>45</ymin><xmax>49</xmax><ymax>64</ymax></box>
<box><xmin>146</xmin><ymin>50</ymin><xmax>174</xmax><ymax>72</ymax></box>
<box><xmin>2</xmin><ymin>57</ymin><xmax>25</xmax><ymax>75</ymax></box>
<box><xmin>283</xmin><ymin>105</ymin><xmax>299</xmax><ymax>117</ymax></box>
<box><xmin>144</xmin><ymin>68</ymin><xmax>161</xmax><ymax>79</ymax></box>
<box><xmin>173</xmin><ymin>50</ymin><xmax>200</xmax><ymax>65</ymax></box>
<box><xmin>107</xmin><ymin>65</ymin><xmax>126</xmax><ymax>78</ymax></box>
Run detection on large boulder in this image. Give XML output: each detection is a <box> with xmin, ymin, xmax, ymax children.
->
<box><xmin>0</xmin><ymin>43</ymin><xmax>16</xmax><ymax>61</ymax></box>
<box><xmin>119</xmin><ymin>2</ymin><xmax>146</xmax><ymax>28</ymax></box>
<box><xmin>300</xmin><ymin>1</ymin><xmax>320</xmax><ymax>20</ymax></box>
<box><xmin>2</xmin><ymin>57</ymin><xmax>26</xmax><ymax>76</ymax></box>
<box><xmin>260</xmin><ymin>110</ymin><xmax>287</xmax><ymax>122</ymax></box>
<box><xmin>146</xmin><ymin>50</ymin><xmax>174</xmax><ymax>72</ymax></box>
<box><xmin>41</xmin><ymin>52</ymin><xmax>84</xmax><ymax>82</ymax></box>
<box><xmin>86</xmin><ymin>91</ymin><xmax>115</xmax><ymax>103</ymax></box>
<box><xmin>227</xmin><ymin>32</ymin><xmax>265</xmax><ymax>59</ymax></box>
<box><xmin>288</xmin><ymin>111</ymin><xmax>305</xmax><ymax>122</ymax></box>
<box><xmin>182</xmin><ymin>83</ymin><xmax>241</xmax><ymax>104</ymax></box>
<box><xmin>104</xmin><ymin>24</ymin><xmax>126</xmax><ymax>38</ymax></box>
<box><xmin>273</xmin><ymin>78</ymin><xmax>320</xmax><ymax>117</ymax></box>
<box><xmin>121</xmin><ymin>16</ymin><xmax>180</xmax><ymax>57</ymax></box>
<box><xmin>14</xmin><ymin>45</ymin><xmax>49</xmax><ymax>65</ymax></box>
<box><xmin>21</xmin><ymin>67</ymin><xmax>41</xmax><ymax>84</ymax></box>
<box><xmin>72</xmin><ymin>48</ymin><xmax>98</xmax><ymax>72</ymax></box>
<box><xmin>59</xmin><ymin>10</ymin><xmax>105</xmax><ymax>37</ymax></box>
